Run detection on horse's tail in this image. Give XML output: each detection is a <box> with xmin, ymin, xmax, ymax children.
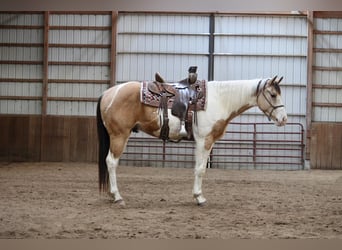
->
<box><xmin>97</xmin><ymin>95</ymin><xmax>109</xmax><ymax>192</ymax></box>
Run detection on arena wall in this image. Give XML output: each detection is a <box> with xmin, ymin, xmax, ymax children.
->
<box><xmin>0</xmin><ymin>11</ymin><xmax>341</xmax><ymax>169</ymax></box>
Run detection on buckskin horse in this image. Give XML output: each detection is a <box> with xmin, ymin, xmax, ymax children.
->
<box><xmin>96</xmin><ymin>75</ymin><xmax>287</xmax><ymax>206</ymax></box>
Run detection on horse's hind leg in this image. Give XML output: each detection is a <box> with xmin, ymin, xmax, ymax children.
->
<box><xmin>106</xmin><ymin>134</ymin><xmax>129</xmax><ymax>206</ymax></box>
<box><xmin>106</xmin><ymin>151</ymin><xmax>124</xmax><ymax>205</ymax></box>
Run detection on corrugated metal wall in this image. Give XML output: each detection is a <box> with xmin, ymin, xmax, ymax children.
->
<box><xmin>116</xmin><ymin>13</ymin><xmax>210</xmax><ymax>82</ymax></box>
<box><xmin>0</xmin><ymin>12</ymin><xmax>113</xmax><ymax>116</ymax></box>
<box><xmin>214</xmin><ymin>15</ymin><xmax>307</xmax><ymax>125</ymax></box>
<box><xmin>117</xmin><ymin>13</ymin><xmax>308</xmax><ymax>169</ymax></box>
<box><xmin>0</xmin><ymin>12</ymin><xmax>43</xmax><ymax>114</ymax></box>
<box><xmin>47</xmin><ymin>12</ymin><xmax>112</xmax><ymax>116</ymax></box>
<box><xmin>313</xmin><ymin>16</ymin><xmax>342</xmax><ymax>122</ymax></box>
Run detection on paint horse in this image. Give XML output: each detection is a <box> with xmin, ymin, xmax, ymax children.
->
<box><xmin>97</xmin><ymin>75</ymin><xmax>287</xmax><ymax>206</ymax></box>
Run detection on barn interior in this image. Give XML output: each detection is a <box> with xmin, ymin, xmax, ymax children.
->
<box><xmin>0</xmin><ymin>1</ymin><xmax>341</xmax><ymax>170</ymax></box>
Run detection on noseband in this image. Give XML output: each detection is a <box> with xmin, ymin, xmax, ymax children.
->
<box><xmin>256</xmin><ymin>79</ymin><xmax>284</xmax><ymax>121</ymax></box>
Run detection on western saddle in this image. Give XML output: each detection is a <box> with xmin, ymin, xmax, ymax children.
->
<box><xmin>141</xmin><ymin>66</ymin><xmax>206</xmax><ymax>141</ymax></box>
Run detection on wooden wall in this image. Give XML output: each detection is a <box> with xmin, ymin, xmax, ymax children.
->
<box><xmin>0</xmin><ymin>115</ymin><xmax>41</xmax><ymax>161</ymax></box>
<box><xmin>310</xmin><ymin>123</ymin><xmax>342</xmax><ymax>169</ymax></box>
<box><xmin>0</xmin><ymin>114</ymin><xmax>98</xmax><ymax>162</ymax></box>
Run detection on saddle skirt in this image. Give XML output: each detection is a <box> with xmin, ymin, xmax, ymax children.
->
<box><xmin>140</xmin><ymin>80</ymin><xmax>207</xmax><ymax>111</ymax></box>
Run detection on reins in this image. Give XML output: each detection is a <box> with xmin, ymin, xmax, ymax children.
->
<box><xmin>256</xmin><ymin>79</ymin><xmax>284</xmax><ymax>121</ymax></box>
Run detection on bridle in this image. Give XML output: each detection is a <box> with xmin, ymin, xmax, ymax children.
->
<box><xmin>256</xmin><ymin>79</ymin><xmax>284</xmax><ymax>121</ymax></box>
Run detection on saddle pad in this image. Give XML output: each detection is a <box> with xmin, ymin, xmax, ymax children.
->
<box><xmin>140</xmin><ymin>80</ymin><xmax>207</xmax><ymax>111</ymax></box>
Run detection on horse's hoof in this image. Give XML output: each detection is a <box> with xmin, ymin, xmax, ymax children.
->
<box><xmin>114</xmin><ymin>199</ymin><xmax>126</xmax><ymax>207</ymax></box>
<box><xmin>197</xmin><ymin>200</ymin><xmax>207</xmax><ymax>206</ymax></box>
<box><xmin>194</xmin><ymin>194</ymin><xmax>207</xmax><ymax>206</ymax></box>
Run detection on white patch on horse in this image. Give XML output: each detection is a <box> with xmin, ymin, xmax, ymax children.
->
<box><xmin>106</xmin><ymin>151</ymin><xmax>124</xmax><ymax>205</ymax></box>
<box><xmin>104</xmin><ymin>83</ymin><xmax>126</xmax><ymax>113</ymax></box>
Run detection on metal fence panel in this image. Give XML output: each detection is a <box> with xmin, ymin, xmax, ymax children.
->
<box><xmin>120</xmin><ymin>123</ymin><xmax>304</xmax><ymax>170</ymax></box>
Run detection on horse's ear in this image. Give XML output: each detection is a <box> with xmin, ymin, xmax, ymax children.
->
<box><xmin>268</xmin><ymin>75</ymin><xmax>277</xmax><ymax>86</ymax></box>
<box><xmin>278</xmin><ymin>76</ymin><xmax>284</xmax><ymax>84</ymax></box>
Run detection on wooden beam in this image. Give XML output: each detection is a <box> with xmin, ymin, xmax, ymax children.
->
<box><xmin>49</xmin><ymin>11</ymin><xmax>112</xmax><ymax>15</ymax></box>
<box><xmin>0</xmin><ymin>96</ymin><xmax>41</xmax><ymax>100</ymax></box>
<box><xmin>49</xmin><ymin>43</ymin><xmax>110</xmax><ymax>48</ymax></box>
<box><xmin>41</xmin><ymin>11</ymin><xmax>49</xmax><ymax>116</ymax></box>
<box><xmin>48</xmin><ymin>79</ymin><xmax>109</xmax><ymax>84</ymax></box>
<box><xmin>47</xmin><ymin>97</ymin><xmax>98</xmax><ymax>102</ymax></box>
<box><xmin>48</xmin><ymin>61</ymin><xmax>110</xmax><ymax>66</ymax></box>
<box><xmin>313</xmin><ymin>102</ymin><xmax>342</xmax><ymax>108</ymax></box>
<box><xmin>313</xmin><ymin>84</ymin><xmax>342</xmax><ymax>90</ymax></box>
<box><xmin>314</xmin><ymin>48</ymin><xmax>342</xmax><ymax>53</ymax></box>
<box><xmin>110</xmin><ymin>11</ymin><xmax>118</xmax><ymax>87</ymax></box>
<box><xmin>313</xmin><ymin>66</ymin><xmax>342</xmax><ymax>71</ymax></box>
<box><xmin>0</xmin><ymin>78</ymin><xmax>42</xmax><ymax>83</ymax></box>
<box><xmin>314</xmin><ymin>11</ymin><xmax>342</xmax><ymax>18</ymax></box>
<box><xmin>49</xmin><ymin>26</ymin><xmax>111</xmax><ymax>30</ymax></box>
<box><xmin>314</xmin><ymin>30</ymin><xmax>342</xmax><ymax>35</ymax></box>
<box><xmin>0</xmin><ymin>43</ymin><xmax>43</xmax><ymax>47</ymax></box>
<box><xmin>0</xmin><ymin>60</ymin><xmax>43</xmax><ymax>65</ymax></box>
<box><xmin>0</xmin><ymin>25</ymin><xmax>43</xmax><ymax>29</ymax></box>
<box><xmin>306</xmin><ymin>11</ymin><xmax>314</xmax><ymax>160</ymax></box>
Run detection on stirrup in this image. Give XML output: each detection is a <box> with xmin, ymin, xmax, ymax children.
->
<box><xmin>179</xmin><ymin>121</ymin><xmax>187</xmax><ymax>137</ymax></box>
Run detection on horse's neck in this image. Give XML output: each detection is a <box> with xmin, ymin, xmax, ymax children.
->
<box><xmin>209</xmin><ymin>80</ymin><xmax>259</xmax><ymax>119</ymax></box>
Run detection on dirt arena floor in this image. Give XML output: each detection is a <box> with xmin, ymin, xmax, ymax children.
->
<box><xmin>0</xmin><ymin>162</ymin><xmax>342</xmax><ymax>239</ymax></box>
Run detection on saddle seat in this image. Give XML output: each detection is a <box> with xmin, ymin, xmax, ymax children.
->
<box><xmin>141</xmin><ymin>77</ymin><xmax>206</xmax><ymax>141</ymax></box>
<box><xmin>147</xmin><ymin>81</ymin><xmax>177</xmax><ymax>97</ymax></box>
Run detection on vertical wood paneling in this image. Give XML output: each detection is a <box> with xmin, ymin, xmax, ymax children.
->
<box><xmin>40</xmin><ymin>116</ymin><xmax>97</xmax><ymax>162</ymax></box>
<box><xmin>0</xmin><ymin>115</ymin><xmax>41</xmax><ymax>161</ymax></box>
<box><xmin>311</xmin><ymin>123</ymin><xmax>342</xmax><ymax>169</ymax></box>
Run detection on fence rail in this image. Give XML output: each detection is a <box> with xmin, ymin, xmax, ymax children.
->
<box><xmin>120</xmin><ymin>122</ymin><xmax>305</xmax><ymax>170</ymax></box>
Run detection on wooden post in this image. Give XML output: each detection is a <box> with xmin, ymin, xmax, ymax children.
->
<box><xmin>110</xmin><ymin>11</ymin><xmax>118</xmax><ymax>88</ymax></box>
<box><xmin>305</xmin><ymin>11</ymin><xmax>314</xmax><ymax>160</ymax></box>
<box><xmin>40</xmin><ymin>11</ymin><xmax>49</xmax><ymax>161</ymax></box>
<box><xmin>42</xmin><ymin>11</ymin><xmax>49</xmax><ymax>116</ymax></box>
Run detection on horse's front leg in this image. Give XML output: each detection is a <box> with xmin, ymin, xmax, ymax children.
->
<box><xmin>193</xmin><ymin>140</ymin><xmax>212</xmax><ymax>205</ymax></box>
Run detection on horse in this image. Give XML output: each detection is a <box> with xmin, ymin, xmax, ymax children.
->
<box><xmin>96</xmin><ymin>75</ymin><xmax>287</xmax><ymax>206</ymax></box>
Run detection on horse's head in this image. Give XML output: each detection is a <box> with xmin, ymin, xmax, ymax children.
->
<box><xmin>256</xmin><ymin>76</ymin><xmax>287</xmax><ymax>126</ymax></box>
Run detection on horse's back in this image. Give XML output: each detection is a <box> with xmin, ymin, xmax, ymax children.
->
<box><xmin>101</xmin><ymin>81</ymin><xmax>141</xmax><ymax>109</ymax></box>
<box><xmin>100</xmin><ymin>81</ymin><xmax>160</xmax><ymax>137</ymax></box>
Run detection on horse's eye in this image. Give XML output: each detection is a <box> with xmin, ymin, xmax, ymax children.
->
<box><xmin>270</xmin><ymin>93</ymin><xmax>277</xmax><ymax>98</ymax></box>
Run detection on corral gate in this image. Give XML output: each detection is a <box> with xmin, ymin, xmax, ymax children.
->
<box><xmin>120</xmin><ymin>123</ymin><xmax>304</xmax><ymax>170</ymax></box>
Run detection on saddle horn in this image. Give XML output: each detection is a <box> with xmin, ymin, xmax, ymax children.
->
<box><xmin>155</xmin><ymin>72</ymin><xmax>166</xmax><ymax>83</ymax></box>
